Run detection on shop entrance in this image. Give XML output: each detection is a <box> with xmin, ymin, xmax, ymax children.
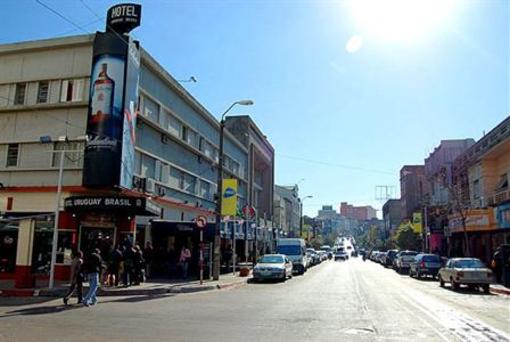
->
<box><xmin>79</xmin><ymin>226</ymin><xmax>116</xmax><ymax>257</ymax></box>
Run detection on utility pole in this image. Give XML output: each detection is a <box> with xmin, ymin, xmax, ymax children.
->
<box><xmin>213</xmin><ymin>100</ymin><xmax>253</xmax><ymax>281</ymax></box>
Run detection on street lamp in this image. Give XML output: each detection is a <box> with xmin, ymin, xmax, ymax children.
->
<box><xmin>300</xmin><ymin>195</ymin><xmax>313</xmax><ymax>238</ymax></box>
<box><xmin>40</xmin><ymin>135</ymin><xmax>82</xmax><ymax>289</ymax></box>
<box><xmin>213</xmin><ymin>99</ymin><xmax>254</xmax><ymax>281</ymax></box>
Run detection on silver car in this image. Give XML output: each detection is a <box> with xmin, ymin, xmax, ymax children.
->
<box><xmin>253</xmin><ymin>254</ymin><xmax>293</xmax><ymax>282</ymax></box>
<box><xmin>438</xmin><ymin>258</ymin><xmax>493</xmax><ymax>293</ymax></box>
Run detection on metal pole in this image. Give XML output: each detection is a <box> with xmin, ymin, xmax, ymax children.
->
<box><xmin>213</xmin><ymin>120</ymin><xmax>225</xmax><ymax>280</ymax></box>
<box><xmin>232</xmin><ymin>220</ymin><xmax>236</xmax><ymax>276</ymax></box>
<box><xmin>49</xmin><ymin>151</ymin><xmax>65</xmax><ymax>289</ymax></box>
<box><xmin>200</xmin><ymin>231</ymin><xmax>204</xmax><ymax>283</ymax></box>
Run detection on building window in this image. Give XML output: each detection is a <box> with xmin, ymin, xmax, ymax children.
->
<box><xmin>181</xmin><ymin>125</ymin><xmax>188</xmax><ymax>142</ymax></box>
<box><xmin>60</xmin><ymin>79</ymin><xmax>84</xmax><ymax>102</ymax></box>
<box><xmin>142</xmin><ymin>96</ymin><xmax>159</xmax><ymax>122</ymax></box>
<box><xmin>6</xmin><ymin>144</ymin><xmax>19</xmax><ymax>167</ymax></box>
<box><xmin>37</xmin><ymin>81</ymin><xmax>50</xmax><ymax>104</ymax></box>
<box><xmin>51</xmin><ymin>142</ymin><xmax>83</xmax><ymax>167</ymax></box>
<box><xmin>473</xmin><ymin>179</ymin><xmax>480</xmax><ymax>199</ymax></box>
<box><xmin>496</xmin><ymin>173</ymin><xmax>508</xmax><ymax>190</ymax></box>
<box><xmin>14</xmin><ymin>83</ymin><xmax>26</xmax><ymax>105</ymax></box>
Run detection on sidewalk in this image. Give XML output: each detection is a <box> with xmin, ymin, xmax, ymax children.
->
<box><xmin>0</xmin><ymin>272</ymin><xmax>251</xmax><ymax>298</ymax></box>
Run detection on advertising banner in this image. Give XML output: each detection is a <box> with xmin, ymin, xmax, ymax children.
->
<box><xmin>412</xmin><ymin>212</ymin><xmax>423</xmax><ymax>234</ymax></box>
<box><xmin>82</xmin><ymin>4</ymin><xmax>141</xmax><ymax>189</ymax></box>
<box><xmin>221</xmin><ymin>179</ymin><xmax>238</xmax><ymax>216</ymax></box>
<box><xmin>120</xmin><ymin>37</ymin><xmax>140</xmax><ymax>188</ymax></box>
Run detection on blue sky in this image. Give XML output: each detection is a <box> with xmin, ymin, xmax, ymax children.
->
<box><xmin>1</xmin><ymin>0</ymin><xmax>508</xmax><ymax>217</ymax></box>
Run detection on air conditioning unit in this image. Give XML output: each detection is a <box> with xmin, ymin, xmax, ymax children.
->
<box><xmin>158</xmin><ymin>187</ymin><xmax>166</xmax><ymax>197</ymax></box>
<box><xmin>161</xmin><ymin>134</ymin><xmax>170</xmax><ymax>144</ymax></box>
<box><xmin>146</xmin><ymin>178</ymin><xmax>156</xmax><ymax>194</ymax></box>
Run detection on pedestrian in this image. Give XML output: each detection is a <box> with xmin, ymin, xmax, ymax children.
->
<box><xmin>179</xmin><ymin>245</ymin><xmax>191</xmax><ymax>280</ymax></box>
<box><xmin>143</xmin><ymin>241</ymin><xmax>154</xmax><ymax>279</ymax></box>
<box><xmin>133</xmin><ymin>244</ymin><xmax>144</xmax><ymax>285</ymax></box>
<box><xmin>123</xmin><ymin>245</ymin><xmax>135</xmax><ymax>287</ymax></box>
<box><xmin>492</xmin><ymin>246</ymin><xmax>504</xmax><ymax>283</ymax></box>
<box><xmin>63</xmin><ymin>250</ymin><xmax>84</xmax><ymax>305</ymax></box>
<box><xmin>83</xmin><ymin>248</ymin><xmax>102</xmax><ymax>307</ymax></box>
<box><xmin>108</xmin><ymin>245</ymin><xmax>123</xmax><ymax>287</ymax></box>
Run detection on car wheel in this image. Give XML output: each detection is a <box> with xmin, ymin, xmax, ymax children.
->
<box><xmin>416</xmin><ymin>272</ymin><xmax>421</xmax><ymax>280</ymax></box>
<box><xmin>439</xmin><ymin>275</ymin><xmax>445</xmax><ymax>287</ymax></box>
<box><xmin>451</xmin><ymin>278</ymin><xmax>459</xmax><ymax>290</ymax></box>
<box><xmin>483</xmin><ymin>284</ymin><xmax>490</xmax><ymax>294</ymax></box>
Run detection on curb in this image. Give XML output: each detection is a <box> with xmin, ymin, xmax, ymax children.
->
<box><xmin>490</xmin><ymin>286</ymin><xmax>510</xmax><ymax>296</ymax></box>
<box><xmin>0</xmin><ymin>278</ymin><xmax>250</xmax><ymax>297</ymax></box>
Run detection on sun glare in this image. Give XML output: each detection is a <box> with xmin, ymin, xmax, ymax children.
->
<box><xmin>350</xmin><ymin>0</ymin><xmax>456</xmax><ymax>43</ymax></box>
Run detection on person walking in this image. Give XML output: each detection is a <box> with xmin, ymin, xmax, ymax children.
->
<box><xmin>83</xmin><ymin>248</ymin><xmax>102</xmax><ymax>307</ymax></box>
<box><xmin>143</xmin><ymin>241</ymin><xmax>154</xmax><ymax>279</ymax></box>
<box><xmin>133</xmin><ymin>245</ymin><xmax>144</xmax><ymax>285</ymax></box>
<box><xmin>108</xmin><ymin>245</ymin><xmax>123</xmax><ymax>287</ymax></box>
<box><xmin>122</xmin><ymin>245</ymin><xmax>135</xmax><ymax>287</ymax></box>
<box><xmin>63</xmin><ymin>250</ymin><xmax>84</xmax><ymax>305</ymax></box>
<box><xmin>179</xmin><ymin>245</ymin><xmax>191</xmax><ymax>280</ymax></box>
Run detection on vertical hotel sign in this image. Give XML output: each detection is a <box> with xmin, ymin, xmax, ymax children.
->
<box><xmin>82</xmin><ymin>3</ymin><xmax>141</xmax><ymax>188</ymax></box>
<box><xmin>221</xmin><ymin>179</ymin><xmax>238</xmax><ymax>216</ymax></box>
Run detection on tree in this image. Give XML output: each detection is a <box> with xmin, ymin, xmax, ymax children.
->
<box><xmin>437</xmin><ymin>168</ymin><xmax>471</xmax><ymax>257</ymax></box>
<box><xmin>394</xmin><ymin>224</ymin><xmax>421</xmax><ymax>251</ymax></box>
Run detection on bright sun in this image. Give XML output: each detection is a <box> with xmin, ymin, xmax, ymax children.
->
<box><xmin>350</xmin><ymin>0</ymin><xmax>457</xmax><ymax>43</ymax></box>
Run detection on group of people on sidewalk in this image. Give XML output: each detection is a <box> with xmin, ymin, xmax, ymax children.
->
<box><xmin>62</xmin><ymin>241</ymin><xmax>155</xmax><ymax>306</ymax></box>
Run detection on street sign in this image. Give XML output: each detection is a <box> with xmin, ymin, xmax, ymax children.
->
<box><xmin>242</xmin><ymin>205</ymin><xmax>256</xmax><ymax>219</ymax></box>
<box><xmin>196</xmin><ymin>215</ymin><xmax>207</xmax><ymax>229</ymax></box>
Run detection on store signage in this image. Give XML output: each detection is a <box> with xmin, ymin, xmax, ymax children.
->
<box><xmin>107</xmin><ymin>3</ymin><xmax>142</xmax><ymax>34</ymax></box>
<box><xmin>64</xmin><ymin>196</ymin><xmax>160</xmax><ymax>216</ymax></box>
<box><xmin>83</xmin><ymin>6</ymin><xmax>141</xmax><ymax>189</ymax></box>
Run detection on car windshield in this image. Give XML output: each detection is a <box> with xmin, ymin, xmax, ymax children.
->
<box><xmin>454</xmin><ymin>259</ymin><xmax>486</xmax><ymax>269</ymax></box>
<box><xmin>422</xmin><ymin>255</ymin><xmax>440</xmax><ymax>262</ymax></box>
<box><xmin>277</xmin><ymin>245</ymin><xmax>301</xmax><ymax>255</ymax></box>
<box><xmin>401</xmin><ymin>252</ymin><xmax>417</xmax><ymax>257</ymax></box>
<box><xmin>259</xmin><ymin>256</ymin><xmax>284</xmax><ymax>264</ymax></box>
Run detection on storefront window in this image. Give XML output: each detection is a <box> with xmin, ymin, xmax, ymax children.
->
<box><xmin>0</xmin><ymin>220</ymin><xmax>19</xmax><ymax>273</ymax></box>
<box><xmin>32</xmin><ymin>218</ymin><xmax>54</xmax><ymax>274</ymax></box>
<box><xmin>57</xmin><ymin>231</ymin><xmax>75</xmax><ymax>265</ymax></box>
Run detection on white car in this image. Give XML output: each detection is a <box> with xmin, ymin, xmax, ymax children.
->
<box><xmin>438</xmin><ymin>258</ymin><xmax>493</xmax><ymax>293</ymax></box>
<box><xmin>253</xmin><ymin>254</ymin><xmax>293</xmax><ymax>282</ymax></box>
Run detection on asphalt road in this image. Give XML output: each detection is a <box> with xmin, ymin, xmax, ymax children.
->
<box><xmin>0</xmin><ymin>259</ymin><xmax>509</xmax><ymax>342</ymax></box>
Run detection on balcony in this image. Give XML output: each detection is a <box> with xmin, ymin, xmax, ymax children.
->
<box><xmin>487</xmin><ymin>188</ymin><xmax>510</xmax><ymax>206</ymax></box>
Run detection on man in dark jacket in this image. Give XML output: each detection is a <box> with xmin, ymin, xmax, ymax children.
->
<box><xmin>83</xmin><ymin>248</ymin><xmax>102</xmax><ymax>307</ymax></box>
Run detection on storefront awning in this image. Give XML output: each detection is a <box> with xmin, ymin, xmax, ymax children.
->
<box><xmin>64</xmin><ymin>196</ymin><xmax>161</xmax><ymax>216</ymax></box>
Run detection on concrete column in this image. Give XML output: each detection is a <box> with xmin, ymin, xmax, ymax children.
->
<box><xmin>14</xmin><ymin>218</ymin><xmax>35</xmax><ymax>288</ymax></box>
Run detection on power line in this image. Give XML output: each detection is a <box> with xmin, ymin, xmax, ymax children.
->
<box><xmin>277</xmin><ymin>153</ymin><xmax>395</xmax><ymax>175</ymax></box>
<box><xmin>35</xmin><ymin>0</ymin><xmax>90</xmax><ymax>34</ymax></box>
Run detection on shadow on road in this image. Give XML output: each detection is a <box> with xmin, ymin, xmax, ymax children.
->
<box><xmin>0</xmin><ymin>303</ymin><xmax>81</xmax><ymax>318</ymax></box>
<box><xmin>0</xmin><ymin>297</ymin><xmax>55</xmax><ymax>307</ymax></box>
<box><xmin>105</xmin><ymin>294</ymin><xmax>174</xmax><ymax>303</ymax></box>
<box><xmin>247</xmin><ymin>279</ymin><xmax>287</xmax><ymax>285</ymax></box>
<box><xmin>443</xmin><ymin>287</ymin><xmax>495</xmax><ymax>296</ymax></box>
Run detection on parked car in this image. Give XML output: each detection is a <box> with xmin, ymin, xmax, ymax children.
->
<box><xmin>409</xmin><ymin>254</ymin><xmax>442</xmax><ymax>279</ymax></box>
<box><xmin>378</xmin><ymin>252</ymin><xmax>387</xmax><ymax>264</ymax></box>
<box><xmin>277</xmin><ymin>238</ymin><xmax>308</xmax><ymax>274</ymax></box>
<box><xmin>369</xmin><ymin>251</ymin><xmax>380</xmax><ymax>262</ymax></box>
<box><xmin>318</xmin><ymin>251</ymin><xmax>328</xmax><ymax>261</ymax></box>
<box><xmin>384</xmin><ymin>249</ymin><xmax>399</xmax><ymax>268</ymax></box>
<box><xmin>320</xmin><ymin>245</ymin><xmax>333</xmax><ymax>259</ymax></box>
<box><xmin>307</xmin><ymin>248</ymin><xmax>321</xmax><ymax>266</ymax></box>
<box><xmin>438</xmin><ymin>258</ymin><xmax>493</xmax><ymax>293</ymax></box>
<box><xmin>395</xmin><ymin>250</ymin><xmax>418</xmax><ymax>274</ymax></box>
<box><xmin>253</xmin><ymin>254</ymin><xmax>293</xmax><ymax>282</ymax></box>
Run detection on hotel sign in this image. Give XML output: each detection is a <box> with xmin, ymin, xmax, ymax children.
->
<box><xmin>107</xmin><ymin>3</ymin><xmax>142</xmax><ymax>34</ymax></box>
